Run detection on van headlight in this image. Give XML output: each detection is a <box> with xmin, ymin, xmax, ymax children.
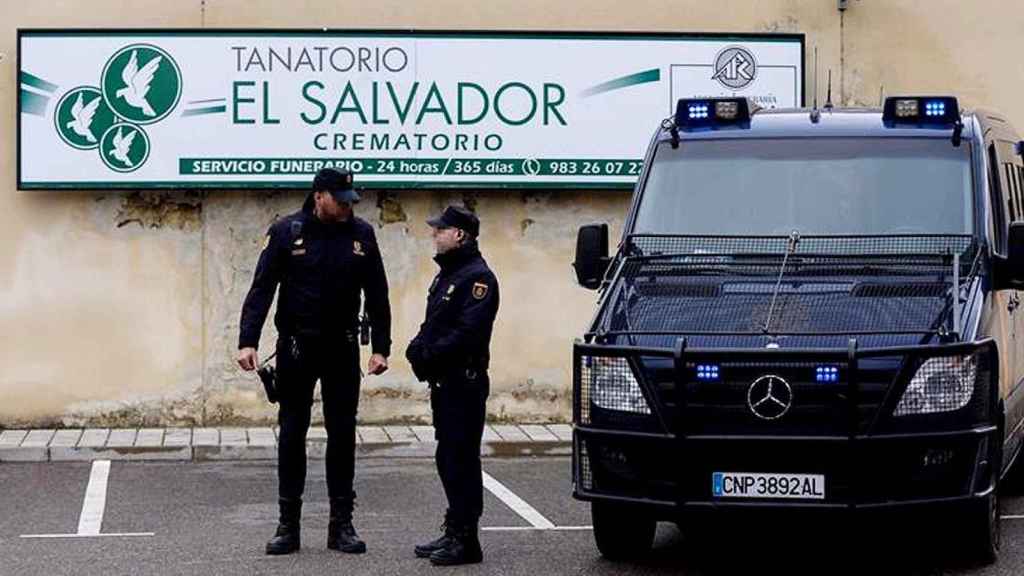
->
<box><xmin>893</xmin><ymin>355</ymin><xmax>977</xmax><ymax>416</ymax></box>
<box><xmin>581</xmin><ymin>356</ymin><xmax>651</xmax><ymax>414</ymax></box>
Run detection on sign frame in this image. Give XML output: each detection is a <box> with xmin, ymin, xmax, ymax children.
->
<box><xmin>17</xmin><ymin>28</ymin><xmax>805</xmax><ymax>191</ymax></box>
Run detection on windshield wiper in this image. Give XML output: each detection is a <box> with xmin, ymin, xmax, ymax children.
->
<box><xmin>762</xmin><ymin>231</ymin><xmax>801</xmax><ymax>334</ymax></box>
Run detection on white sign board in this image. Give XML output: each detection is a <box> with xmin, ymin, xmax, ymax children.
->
<box><xmin>18</xmin><ymin>31</ymin><xmax>803</xmax><ymax>189</ymax></box>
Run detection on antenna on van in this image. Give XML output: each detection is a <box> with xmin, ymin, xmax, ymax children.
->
<box><xmin>824</xmin><ymin>70</ymin><xmax>834</xmax><ymax>109</ymax></box>
<box><xmin>878</xmin><ymin>85</ymin><xmax>885</xmax><ymax>106</ymax></box>
<box><xmin>810</xmin><ymin>47</ymin><xmax>821</xmax><ymax>123</ymax></box>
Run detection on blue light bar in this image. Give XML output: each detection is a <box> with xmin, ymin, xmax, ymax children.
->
<box><xmin>882</xmin><ymin>96</ymin><xmax>959</xmax><ymax>126</ymax></box>
<box><xmin>688</xmin><ymin>103</ymin><xmax>709</xmax><ymax>119</ymax></box>
<box><xmin>924</xmin><ymin>100</ymin><xmax>946</xmax><ymax>117</ymax></box>
<box><xmin>675</xmin><ymin>98</ymin><xmax>751</xmax><ymax>131</ymax></box>
<box><xmin>815</xmin><ymin>365</ymin><xmax>840</xmax><ymax>383</ymax></box>
<box><xmin>696</xmin><ymin>364</ymin><xmax>720</xmax><ymax>381</ymax></box>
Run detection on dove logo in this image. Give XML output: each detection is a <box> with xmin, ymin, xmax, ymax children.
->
<box><xmin>55</xmin><ymin>87</ymin><xmax>116</xmax><ymax>150</ymax></box>
<box><xmin>101</xmin><ymin>44</ymin><xmax>182</xmax><ymax>125</ymax></box>
<box><xmin>99</xmin><ymin>123</ymin><xmax>150</xmax><ymax>173</ymax></box>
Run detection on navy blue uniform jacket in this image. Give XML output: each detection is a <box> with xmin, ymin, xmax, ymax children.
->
<box><xmin>406</xmin><ymin>242</ymin><xmax>499</xmax><ymax>382</ymax></box>
<box><xmin>238</xmin><ymin>195</ymin><xmax>392</xmax><ymax>357</ymax></box>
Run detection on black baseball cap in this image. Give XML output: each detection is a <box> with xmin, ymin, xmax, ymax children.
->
<box><xmin>313</xmin><ymin>167</ymin><xmax>360</xmax><ymax>204</ymax></box>
<box><xmin>427</xmin><ymin>205</ymin><xmax>480</xmax><ymax>237</ymax></box>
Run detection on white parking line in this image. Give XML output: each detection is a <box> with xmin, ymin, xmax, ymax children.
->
<box><xmin>482</xmin><ymin>526</ymin><xmax>593</xmax><ymax>532</ymax></box>
<box><xmin>481</xmin><ymin>470</ymin><xmax>556</xmax><ymax>529</ymax></box>
<box><xmin>77</xmin><ymin>460</ymin><xmax>110</xmax><ymax>535</ymax></box>
<box><xmin>1002</xmin><ymin>515</ymin><xmax>1024</xmax><ymax>520</ymax></box>
<box><xmin>21</xmin><ymin>460</ymin><xmax>154</xmax><ymax>539</ymax></box>
<box><xmin>21</xmin><ymin>532</ymin><xmax>156</xmax><ymax>539</ymax></box>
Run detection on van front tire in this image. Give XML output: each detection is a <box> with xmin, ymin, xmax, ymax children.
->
<box><xmin>960</xmin><ymin>489</ymin><xmax>1000</xmax><ymax>565</ymax></box>
<box><xmin>591</xmin><ymin>501</ymin><xmax>656</xmax><ymax>561</ymax></box>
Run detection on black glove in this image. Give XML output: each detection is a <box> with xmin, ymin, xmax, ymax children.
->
<box><xmin>405</xmin><ymin>341</ymin><xmax>431</xmax><ymax>382</ymax></box>
<box><xmin>258</xmin><ymin>363</ymin><xmax>278</xmax><ymax>403</ymax></box>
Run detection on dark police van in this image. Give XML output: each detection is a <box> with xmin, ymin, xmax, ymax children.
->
<box><xmin>571</xmin><ymin>96</ymin><xmax>1024</xmax><ymax>563</ymax></box>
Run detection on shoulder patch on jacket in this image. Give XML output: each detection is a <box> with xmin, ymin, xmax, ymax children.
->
<box><xmin>472</xmin><ymin>282</ymin><xmax>489</xmax><ymax>300</ymax></box>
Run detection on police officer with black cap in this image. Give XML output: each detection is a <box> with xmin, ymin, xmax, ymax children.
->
<box><xmin>237</xmin><ymin>167</ymin><xmax>392</xmax><ymax>556</ymax></box>
<box><xmin>407</xmin><ymin>205</ymin><xmax>499</xmax><ymax>566</ymax></box>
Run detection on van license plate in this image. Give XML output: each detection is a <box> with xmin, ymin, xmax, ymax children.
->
<box><xmin>712</xmin><ymin>472</ymin><xmax>825</xmax><ymax>499</ymax></box>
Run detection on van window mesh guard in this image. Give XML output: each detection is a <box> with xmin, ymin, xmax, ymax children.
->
<box><xmin>595</xmin><ymin>234</ymin><xmax>980</xmax><ymax>339</ymax></box>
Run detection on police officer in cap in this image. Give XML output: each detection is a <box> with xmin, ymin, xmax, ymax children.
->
<box><xmin>237</xmin><ymin>167</ymin><xmax>392</xmax><ymax>556</ymax></box>
<box><xmin>407</xmin><ymin>205</ymin><xmax>500</xmax><ymax>566</ymax></box>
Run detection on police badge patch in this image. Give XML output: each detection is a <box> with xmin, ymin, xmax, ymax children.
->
<box><xmin>353</xmin><ymin>240</ymin><xmax>365</xmax><ymax>256</ymax></box>
<box><xmin>472</xmin><ymin>282</ymin><xmax>489</xmax><ymax>300</ymax></box>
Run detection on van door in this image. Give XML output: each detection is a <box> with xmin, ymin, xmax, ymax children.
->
<box><xmin>992</xmin><ymin>136</ymin><xmax>1024</xmax><ymax>463</ymax></box>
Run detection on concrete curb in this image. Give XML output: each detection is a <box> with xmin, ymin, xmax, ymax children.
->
<box><xmin>0</xmin><ymin>424</ymin><xmax>573</xmax><ymax>463</ymax></box>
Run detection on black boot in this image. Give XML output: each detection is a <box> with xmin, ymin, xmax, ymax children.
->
<box><xmin>265</xmin><ymin>498</ymin><xmax>301</xmax><ymax>555</ymax></box>
<box><xmin>429</xmin><ymin>522</ymin><xmax>482</xmax><ymax>566</ymax></box>
<box><xmin>327</xmin><ymin>497</ymin><xmax>366</xmax><ymax>554</ymax></box>
<box><xmin>414</xmin><ymin>513</ymin><xmax>455</xmax><ymax>558</ymax></box>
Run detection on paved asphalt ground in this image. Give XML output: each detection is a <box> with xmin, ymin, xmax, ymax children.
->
<box><xmin>5</xmin><ymin>456</ymin><xmax>1024</xmax><ymax>575</ymax></box>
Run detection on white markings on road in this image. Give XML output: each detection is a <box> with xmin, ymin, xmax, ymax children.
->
<box><xmin>1001</xmin><ymin>515</ymin><xmax>1024</xmax><ymax>520</ymax></box>
<box><xmin>21</xmin><ymin>532</ymin><xmax>156</xmax><ymax>539</ymax></box>
<box><xmin>482</xmin><ymin>525</ymin><xmax>593</xmax><ymax>532</ymax></box>
<box><xmin>77</xmin><ymin>460</ymin><xmax>110</xmax><ymax>535</ymax></box>
<box><xmin>21</xmin><ymin>460</ymin><xmax>154</xmax><ymax>539</ymax></box>
<box><xmin>481</xmin><ymin>469</ymin><xmax>556</xmax><ymax>529</ymax></box>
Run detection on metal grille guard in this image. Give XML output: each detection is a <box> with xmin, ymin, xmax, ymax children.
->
<box><xmin>572</xmin><ymin>337</ymin><xmax>1000</xmax><ymax>509</ymax></box>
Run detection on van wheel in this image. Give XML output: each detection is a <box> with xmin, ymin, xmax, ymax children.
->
<box><xmin>591</xmin><ymin>501</ymin><xmax>656</xmax><ymax>561</ymax></box>
<box><xmin>963</xmin><ymin>490</ymin><xmax>1000</xmax><ymax>565</ymax></box>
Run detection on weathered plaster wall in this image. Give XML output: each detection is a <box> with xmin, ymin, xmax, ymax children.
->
<box><xmin>841</xmin><ymin>0</ymin><xmax>1024</xmax><ymax>120</ymax></box>
<box><xmin>202</xmin><ymin>189</ymin><xmax>629</xmax><ymax>425</ymax></box>
<box><xmin>0</xmin><ymin>3</ymin><xmax>204</xmax><ymax>427</ymax></box>
<box><xmin>10</xmin><ymin>0</ymin><xmax>1018</xmax><ymax>426</ymax></box>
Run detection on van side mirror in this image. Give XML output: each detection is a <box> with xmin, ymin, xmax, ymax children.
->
<box><xmin>1007</xmin><ymin>223</ymin><xmax>1024</xmax><ymax>284</ymax></box>
<box><xmin>997</xmin><ymin>222</ymin><xmax>1024</xmax><ymax>288</ymax></box>
<box><xmin>573</xmin><ymin>224</ymin><xmax>611</xmax><ymax>290</ymax></box>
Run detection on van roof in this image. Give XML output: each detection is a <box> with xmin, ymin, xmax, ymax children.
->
<box><xmin>659</xmin><ymin>107</ymin><xmax>978</xmax><ymax>142</ymax></box>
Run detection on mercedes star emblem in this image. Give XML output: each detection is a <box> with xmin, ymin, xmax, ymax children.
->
<box><xmin>747</xmin><ymin>374</ymin><xmax>793</xmax><ymax>420</ymax></box>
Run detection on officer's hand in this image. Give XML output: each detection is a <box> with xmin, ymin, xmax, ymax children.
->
<box><xmin>237</xmin><ymin>347</ymin><xmax>259</xmax><ymax>372</ymax></box>
<box><xmin>368</xmin><ymin>353</ymin><xmax>388</xmax><ymax>376</ymax></box>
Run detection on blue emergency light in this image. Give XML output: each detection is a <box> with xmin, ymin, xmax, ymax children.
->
<box><xmin>696</xmin><ymin>364</ymin><xmax>720</xmax><ymax>381</ymax></box>
<box><xmin>815</xmin><ymin>365</ymin><xmax>840</xmax><ymax>383</ymax></box>
<box><xmin>675</xmin><ymin>98</ymin><xmax>752</xmax><ymax>131</ymax></box>
<box><xmin>882</xmin><ymin>96</ymin><xmax>959</xmax><ymax>127</ymax></box>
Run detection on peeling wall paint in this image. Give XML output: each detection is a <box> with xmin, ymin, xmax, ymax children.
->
<box><xmin>1</xmin><ymin>0</ymin><xmax>1022</xmax><ymax>426</ymax></box>
<box><xmin>377</xmin><ymin>192</ymin><xmax>409</xmax><ymax>225</ymax></box>
<box><xmin>115</xmin><ymin>192</ymin><xmax>204</xmax><ymax>231</ymax></box>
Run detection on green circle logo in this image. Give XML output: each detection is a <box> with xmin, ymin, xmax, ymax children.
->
<box><xmin>101</xmin><ymin>44</ymin><xmax>182</xmax><ymax>125</ymax></box>
<box><xmin>99</xmin><ymin>123</ymin><xmax>151</xmax><ymax>173</ymax></box>
<box><xmin>54</xmin><ymin>87</ymin><xmax>117</xmax><ymax>150</ymax></box>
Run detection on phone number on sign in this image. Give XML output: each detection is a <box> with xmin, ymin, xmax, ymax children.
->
<box><xmin>545</xmin><ymin>160</ymin><xmax>643</xmax><ymax>176</ymax></box>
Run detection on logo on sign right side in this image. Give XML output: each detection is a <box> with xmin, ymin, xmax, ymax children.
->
<box><xmin>712</xmin><ymin>46</ymin><xmax>757</xmax><ymax>90</ymax></box>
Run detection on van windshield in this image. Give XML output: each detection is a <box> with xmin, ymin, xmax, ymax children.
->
<box><xmin>634</xmin><ymin>138</ymin><xmax>973</xmax><ymax>236</ymax></box>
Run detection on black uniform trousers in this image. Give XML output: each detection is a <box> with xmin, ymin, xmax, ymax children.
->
<box><xmin>276</xmin><ymin>333</ymin><xmax>361</xmax><ymax>502</ymax></box>
<box><xmin>430</xmin><ymin>370</ymin><xmax>489</xmax><ymax>526</ymax></box>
